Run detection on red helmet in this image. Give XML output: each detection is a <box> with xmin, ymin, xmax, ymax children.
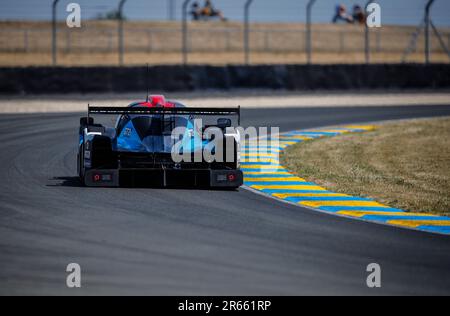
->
<box><xmin>137</xmin><ymin>95</ymin><xmax>175</xmax><ymax>108</ymax></box>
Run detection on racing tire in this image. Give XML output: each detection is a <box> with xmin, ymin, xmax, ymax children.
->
<box><xmin>78</xmin><ymin>144</ymin><xmax>86</xmax><ymax>186</ymax></box>
<box><xmin>91</xmin><ymin>135</ymin><xmax>117</xmax><ymax>169</ymax></box>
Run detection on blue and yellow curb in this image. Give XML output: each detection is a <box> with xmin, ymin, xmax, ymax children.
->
<box><xmin>241</xmin><ymin>125</ymin><xmax>450</xmax><ymax>235</ymax></box>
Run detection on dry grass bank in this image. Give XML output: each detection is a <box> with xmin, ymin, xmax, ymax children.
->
<box><xmin>281</xmin><ymin>118</ymin><xmax>450</xmax><ymax>215</ymax></box>
<box><xmin>1</xmin><ymin>51</ymin><xmax>448</xmax><ymax>66</ymax></box>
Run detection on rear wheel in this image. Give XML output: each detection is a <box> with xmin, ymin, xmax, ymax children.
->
<box><xmin>91</xmin><ymin>136</ymin><xmax>116</xmax><ymax>169</ymax></box>
<box><xmin>78</xmin><ymin>144</ymin><xmax>86</xmax><ymax>186</ymax></box>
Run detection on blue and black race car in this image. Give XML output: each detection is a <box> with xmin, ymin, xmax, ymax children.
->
<box><xmin>78</xmin><ymin>95</ymin><xmax>243</xmax><ymax>188</ymax></box>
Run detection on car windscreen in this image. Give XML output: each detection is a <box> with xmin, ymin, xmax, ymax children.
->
<box><xmin>118</xmin><ymin>115</ymin><xmax>190</xmax><ymax>138</ymax></box>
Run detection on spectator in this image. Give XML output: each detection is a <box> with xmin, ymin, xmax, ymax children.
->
<box><xmin>201</xmin><ymin>0</ymin><xmax>227</xmax><ymax>21</ymax></box>
<box><xmin>190</xmin><ymin>2</ymin><xmax>201</xmax><ymax>21</ymax></box>
<box><xmin>352</xmin><ymin>5</ymin><xmax>366</xmax><ymax>24</ymax></box>
<box><xmin>332</xmin><ymin>4</ymin><xmax>354</xmax><ymax>24</ymax></box>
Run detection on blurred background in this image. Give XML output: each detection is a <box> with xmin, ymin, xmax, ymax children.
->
<box><xmin>0</xmin><ymin>0</ymin><xmax>449</xmax><ymax>66</ymax></box>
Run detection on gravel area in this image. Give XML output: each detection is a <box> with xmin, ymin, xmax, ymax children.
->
<box><xmin>0</xmin><ymin>90</ymin><xmax>449</xmax><ymax>114</ymax></box>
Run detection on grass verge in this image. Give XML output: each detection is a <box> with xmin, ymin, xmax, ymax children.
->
<box><xmin>281</xmin><ymin>117</ymin><xmax>450</xmax><ymax>216</ymax></box>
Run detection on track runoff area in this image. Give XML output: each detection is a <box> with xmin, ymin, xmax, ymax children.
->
<box><xmin>242</xmin><ymin>124</ymin><xmax>450</xmax><ymax>235</ymax></box>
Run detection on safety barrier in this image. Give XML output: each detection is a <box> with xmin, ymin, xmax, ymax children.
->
<box><xmin>1</xmin><ymin>64</ymin><xmax>449</xmax><ymax>94</ymax></box>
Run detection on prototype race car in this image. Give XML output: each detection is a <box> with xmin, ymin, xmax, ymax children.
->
<box><xmin>77</xmin><ymin>95</ymin><xmax>243</xmax><ymax>188</ymax></box>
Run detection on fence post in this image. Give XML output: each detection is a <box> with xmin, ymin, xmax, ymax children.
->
<box><xmin>118</xmin><ymin>0</ymin><xmax>127</xmax><ymax>66</ymax></box>
<box><xmin>226</xmin><ymin>30</ymin><xmax>231</xmax><ymax>52</ymax></box>
<box><xmin>147</xmin><ymin>30</ymin><xmax>153</xmax><ymax>53</ymax></box>
<box><xmin>24</xmin><ymin>30</ymin><xmax>29</xmax><ymax>53</ymax></box>
<box><xmin>264</xmin><ymin>31</ymin><xmax>270</xmax><ymax>52</ymax></box>
<box><xmin>306</xmin><ymin>0</ymin><xmax>317</xmax><ymax>64</ymax></box>
<box><xmin>244</xmin><ymin>0</ymin><xmax>254</xmax><ymax>65</ymax></box>
<box><xmin>108</xmin><ymin>31</ymin><xmax>114</xmax><ymax>53</ymax></box>
<box><xmin>339</xmin><ymin>31</ymin><xmax>344</xmax><ymax>53</ymax></box>
<box><xmin>52</xmin><ymin>0</ymin><xmax>60</xmax><ymax>66</ymax></box>
<box><xmin>376</xmin><ymin>31</ymin><xmax>381</xmax><ymax>53</ymax></box>
<box><xmin>168</xmin><ymin>0</ymin><xmax>176</xmax><ymax>21</ymax></box>
<box><xmin>182</xmin><ymin>0</ymin><xmax>191</xmax><ymax>65</ymax></box>
<box><xmin>430</xmin><ymin>21</ymin><xmax>450</xmax><ymax>59</ymax></box>
<box><xmin>425</xmin><ymin>0</ymin><xmax>435</xmax><ymax>64</ymax></box>
<box><xmin>66</xmin><ymin>30</ymin><xmax>71</xmax><ymax>54</ymax></box>
<box><xmin>365</xmin><ymin>0</ymin><xmax>374</xmax><ymax>64</ymax></box>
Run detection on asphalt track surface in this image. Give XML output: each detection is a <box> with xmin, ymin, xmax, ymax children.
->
<box><xmin>1</xmin><ymin>105</ymin><xmax>450</xmax><ymax>295</ymax></box>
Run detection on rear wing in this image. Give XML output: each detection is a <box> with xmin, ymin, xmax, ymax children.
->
<box><xmin>88</xmin><ymin>106</ymin><xmax>241</xmax><ymax>125</ymax></box>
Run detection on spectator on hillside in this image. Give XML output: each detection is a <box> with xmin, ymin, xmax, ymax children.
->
<box><xmin>190</xmin><ymin>2</ymin><xmax>201</xmax><ymax>21</ymax></box>
<box><xmin>352</xmin><ymin>4</ymin><xmax>366</xmax><ymax>24</ymax></box>
<box><xmin>201</xmin><ymin>0</ymin><xmax>227</xmax><ymax>21</ymax></box>
<box><xmin>332</xmin><ymin>4</ymin><xmax>354</xmax><ymax>24</ymax></box>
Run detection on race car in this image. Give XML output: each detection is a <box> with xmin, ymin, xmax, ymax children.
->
<box><xmin>77</xmin><ymin>95</ymin><xmax>243</xmax><ymax>188</ymax></box>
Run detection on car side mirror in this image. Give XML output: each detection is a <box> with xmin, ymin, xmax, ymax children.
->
<box><xmin>217</xmin><ymin>118</ymin><xmax>232</xmax><ymax>129</ymax></box>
